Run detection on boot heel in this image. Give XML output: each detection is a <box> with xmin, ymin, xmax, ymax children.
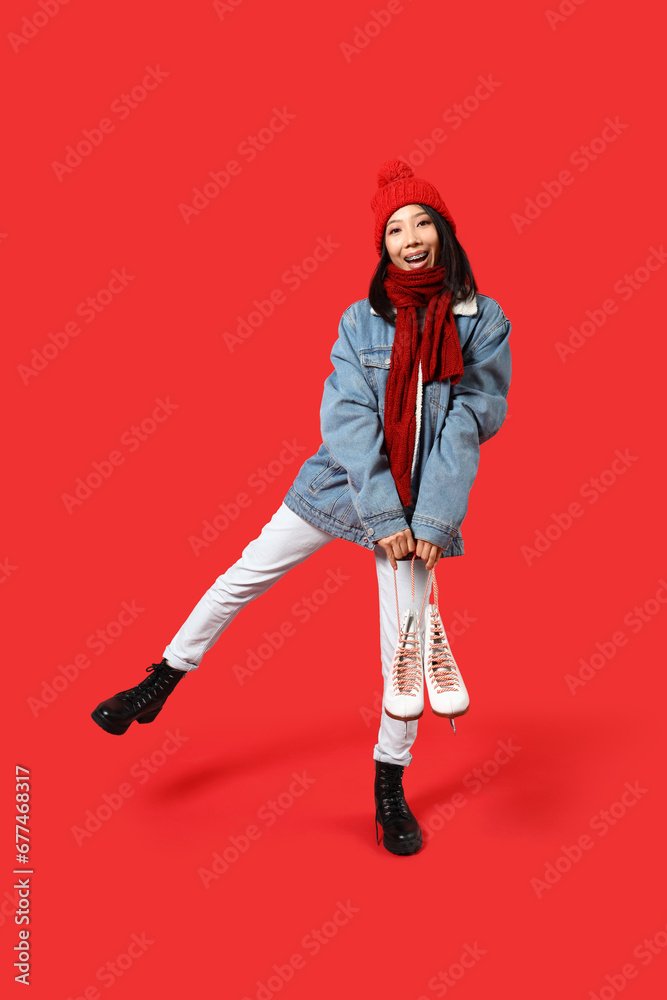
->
<box><xmin>137</xmin><ymin>706</ymin><xmax>163</xmax><ymax>724</ymax></box>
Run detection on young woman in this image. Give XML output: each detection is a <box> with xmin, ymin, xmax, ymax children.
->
<box><xmin>91</xmin><ymin>160</ymin><xmax>512</xmax><ymax>856</ymax></box>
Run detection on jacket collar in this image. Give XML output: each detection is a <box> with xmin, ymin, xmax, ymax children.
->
<box><xmin>370</xmin><ymin>290</ymin><xmax>478</xmax><ymax>318</ymax></box>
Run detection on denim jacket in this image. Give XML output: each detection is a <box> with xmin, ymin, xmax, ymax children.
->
<box><xmin>283</xmin><ymin>291</ymin><xmax>511</xmax><ymax>554</ymax></box>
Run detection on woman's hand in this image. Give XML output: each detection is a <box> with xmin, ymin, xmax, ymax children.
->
<box><xmin>377</xmin><ymin>530</ymin><xmax>443</xmax><ymax>571</ymax></box>
<box><xmin>414</xmin><ymin>538</ymin><xmax>443</xmax><ymax>571</ymax></box>
<box><xmin>376</xmin><ymin>528</ymin><xmax>415</xmax><ymax>570</ymax></box>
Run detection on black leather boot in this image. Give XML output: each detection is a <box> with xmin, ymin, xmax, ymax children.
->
<box><xmin>374</xmin><ymin>760</ymin><xmax>422</xmax><ymax>855</ymax></box>
<box><xmin>91</xmin><ymin>659</ymin><xmax>187</xmax><ymax>735</ymax></box>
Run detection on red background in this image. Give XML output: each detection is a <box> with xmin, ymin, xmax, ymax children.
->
<box><xmin>3</xmin><ymin>1</ymin><xmax>666</xmax><ymax>997</ymax></box>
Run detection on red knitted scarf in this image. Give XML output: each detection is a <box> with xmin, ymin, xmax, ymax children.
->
<box><xmin>383</xmin><ymin>262</ymin><xmax>464</xmax><ymax>507</ymax></box>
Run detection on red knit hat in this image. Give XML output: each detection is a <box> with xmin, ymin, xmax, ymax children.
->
<box><xmin>370</xmin><ymin>159</ymin><xmax>457</xmax><ymax>256</ymax></box>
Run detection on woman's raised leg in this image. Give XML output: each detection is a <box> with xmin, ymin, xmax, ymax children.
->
<box><xmin>163</xmin><ymin>503</ymin><xmax>337</xmax><ymax>670</ymax></box>
<box><xmin>91</xmin><ymin>503</ymin><xmax>336</xmax><ymax>734</ymax></box>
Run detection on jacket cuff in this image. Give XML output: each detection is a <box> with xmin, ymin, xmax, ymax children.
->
<box><xmin>409</xmin><ymin>516</ymin><xmax>461</xmax><ymax>553</ymax></box>
<box><xmin>363</xmin><ymin>511</ymin><xmax>411</xmax><ymax>543</ymax></box>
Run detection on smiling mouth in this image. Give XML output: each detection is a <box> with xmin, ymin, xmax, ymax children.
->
<box><xmin>404</xmin><ymin>251</ymin><xmax>429</xmax><ymax>267</ymax></box>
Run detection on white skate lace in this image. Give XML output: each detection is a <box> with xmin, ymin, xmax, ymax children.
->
<box><xmin>426</xmin><ymin>599</ymin><xmax>460</xmax><ymax>693</ymax></box>
<box><xmin>390</xmin><ymin>554</ymin><xmax>432</xmax><ymax>697</ymax></box>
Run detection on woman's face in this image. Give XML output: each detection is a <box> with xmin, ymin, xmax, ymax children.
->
<box><xmin>384</xmin><ymin>204</ymin><xmax>440</xmax><ymax>270</ymax></box>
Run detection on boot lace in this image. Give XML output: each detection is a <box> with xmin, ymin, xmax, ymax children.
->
<box><xmin>377</xmin><ymin>768</ymin><xmax>410</xmax><ymax>820</ymax></box>
<box><xmin>118</xmin><ymin>661</ymin><xmax>175</xmax><ymax>707</ymax></box>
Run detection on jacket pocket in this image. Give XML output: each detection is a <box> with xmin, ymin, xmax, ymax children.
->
<box><xmin>308</xmin><ymin>455</ymin><xmax>343</xmax><ymax>493</ymax></box>
<box><xmin>359</xmin><ymin>347</ymin><xmax>392</xmax><ymax>414</ymax></box>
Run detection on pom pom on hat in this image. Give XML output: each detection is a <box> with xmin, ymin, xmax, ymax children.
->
<box><xmin>376</xmin><ymin>159</ymin><xmax>414</xmax><ymax>188</ymax></box>
<box><xmin>370</xmin><ymin>158</ymin><xmax>456</xmax><ymax>256</ymax></box>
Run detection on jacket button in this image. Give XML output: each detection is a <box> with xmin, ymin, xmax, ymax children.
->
<box><xmin>367</xmin><ymin>528</ymin><xmax>374</xmax><ymax>536</ymax></box>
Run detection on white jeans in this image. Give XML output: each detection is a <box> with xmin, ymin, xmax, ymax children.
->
<box><xmin>163</xmin><ymin>502</ymin><xmax>433</xmax><ymax>767</ymax></box>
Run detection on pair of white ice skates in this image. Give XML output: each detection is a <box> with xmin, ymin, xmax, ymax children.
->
<box><xmin>383</xmin><ymin>560</ymin><xmax>469</xmax><ymax>732</ymax></box>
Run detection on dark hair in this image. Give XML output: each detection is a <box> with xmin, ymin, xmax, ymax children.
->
<box><xmin>368</xmin><ymin>204</ymin><xmax>477</xmax><ymax>325</ymax></box>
